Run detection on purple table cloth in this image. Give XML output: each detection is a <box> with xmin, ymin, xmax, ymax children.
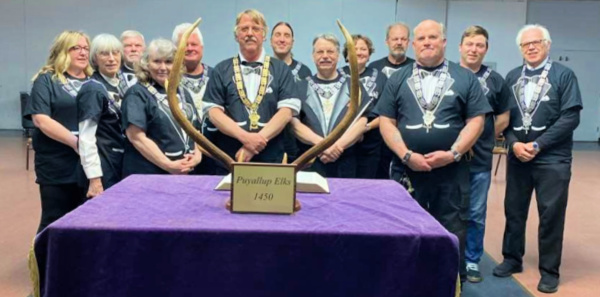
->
<box><xmin>34</xmin><ymin>175</ymin><xmax>458</xmax><ymax>297</ymax></box>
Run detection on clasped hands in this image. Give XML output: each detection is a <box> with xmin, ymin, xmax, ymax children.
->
<box><xmin>236</xmin><ymin>132</ymin><xmax>268</xmax><ymax>162</ymax></box>
<box><xmin>406</xmin><ymin>150</ymin><xmax>455</xmax><ymax>172</ymax></box>
<box><xmin>512</xmin><ymin>142</ymin><xmax>538</xmax><ymax>162</ymax></box>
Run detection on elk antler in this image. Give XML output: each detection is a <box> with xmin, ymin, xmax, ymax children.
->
<box><xmin>166</xmin><ymin>18</ymin><xmax>235</xmax><ymax>170</ymax></box>
<box><xmin>291</xmin><ymin>20</ymin><xmax>361</xmax><ymax>172</ymax></box>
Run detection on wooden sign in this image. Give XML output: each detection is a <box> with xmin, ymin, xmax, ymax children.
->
<box><xmin>231</xmin><ymin>163</ymin><xmax>296</xmax><ymax>214</ymax></box>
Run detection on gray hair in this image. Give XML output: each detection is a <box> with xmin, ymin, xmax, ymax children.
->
<box><xmin>172</xmin><ymin>23</ymin><xmax>204</xmax><ymax>46</ymax></box>
<box><xmin>515</xmin><ymin>24</ymin><xmax>552</xmax><ymax>47</ymax></box>
<box><xmin>312</xmin><ymin>33</ymin><xmax>340</xmax><ymax>53</ymax></box>
<box><xmin>386</xmin><ymin>22</ymin><xmax>411</xmax><ymax>40</ymax></box>
<box><xmin>135</xmin><ymin>38</ymin><xmax>177</xmax><ymax>83</ymax></box>
<box><xmin>120</xmin><ymin>30</ymin><xmax>145</xmax><ymax>43</ymax></box>
<box><xmin>90</xmin><ymin>34</ymin><xmax>123</xmax><ymax>68</ymax></box>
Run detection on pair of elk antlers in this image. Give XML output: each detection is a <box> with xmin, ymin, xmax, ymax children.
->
<box><xmin>167</xmin><ymin>18</ymin><xmax>360</xmax><ymax>174</ymax></box>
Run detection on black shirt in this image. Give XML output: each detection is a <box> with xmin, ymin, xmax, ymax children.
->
<box><xmin>24</xmin><ymin>72</ymin><xmax>88</xmax><ymax>184</ymax></box>
<box><xmin>369</xmin><ymin>56</ymin><xmax>415</xmax><ymax>79</ymax></box>
<box><xmin>340</xmin><ymin>66</ymin><xmax>388</xmax><ymax>118</ymax></box>
<box><xmin>77</xmin><ymin>72</ymin><xmax>125</xmax><ymax>187</ymax></box>
<box><xmin>470</xmin><ymin>65</ymin><xmax>512</xmax><ymax>172</ymax></box>
<box><xmin>504</xmin><ymin>61</ymin><xmax>582</xmax><ymax>164</ymax></box>
<box><xmin>289</xmin><ymin>59</ymin><xmax>312</xmax><ymax>82</ymax></box>
<box><xmin>374</xmin><ymin>60</ymin><xmax>492</xmax><ymax>169</ymax></box>
<box><xmin>121</xmin><ymin>82</ymin><xmax>200</xmax><ymax>176</ymax></box>
<box><xmin>203</xmin><ymin>55</ymin><xmax>300</xmax><ymax>163</ymax></box>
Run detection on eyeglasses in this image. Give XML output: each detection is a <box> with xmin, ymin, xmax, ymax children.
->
<box><xmin>70</xmin><ymin>46</ymin><xmax>90</xmax><ymax>53</ymax></box>
<box><xmin>519</xmin><ymin>39</ymin><xmax>546</xmax><ymax>49</ymax></box>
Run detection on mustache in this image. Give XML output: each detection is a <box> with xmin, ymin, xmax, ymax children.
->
<box><xmin>244</xmin><ymin>36</ymin><xmax>258</xmax><ymax>42</ymax></box>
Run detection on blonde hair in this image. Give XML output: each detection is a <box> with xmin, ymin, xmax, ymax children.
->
<box><xmin>33</xmin><ymin>30</ymin><xmax>94</xmax><ymax>83</ymax></box>
<box><xmin>135</xmin><ymin>38</ymin><xmax>178</xmax><ymax>83</ymax></box>
<box><xmin>233</xmin><ymin>9</ymin><xmax>268</xmax><ymax>39</ymax></box>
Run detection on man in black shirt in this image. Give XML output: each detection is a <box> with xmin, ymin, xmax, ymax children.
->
<box><xmin>375</xmin><ymin>20</ymin><xmax>491</xmax><ymax>281</ymax></box>
<box><xmin>369</xmin><ymin>22</ymin><xmax>415</xmax><ymax>79</ymax></box>
<box><xmin>203</xmin><ymin>9</ymin><xmax>299</xmax><ymax>173</ymax></box>
<box><xmin>369</xmin><ymin>22</ymin><xmax>415</xmax><ymax>180</ymax></box>
<box><xmin>270</xmin><ymin>21</ymin><xmax>312</xmax><ymax>162</ymax></box>
<box><xmin>492</xmin><ymin>24</ymin><xmax>582</xmax><ymax>294</ymax></box>
<box><xmin>458</xmin><ymin>25</ymin><xmax>512</xmax><ymax>283</ymax></box>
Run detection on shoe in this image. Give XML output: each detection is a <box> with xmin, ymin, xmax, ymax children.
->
<box><xmin>466</xmin><ymin>262</ymin><xmax>483</xmax><ymax>283</ymax></box>
<box><xmin>537</xmin><ymin>276</ymin><xmax>559</xmax><ymax>294</ymax></box>
<box><xmin>492</xmin><ymin>261</ymin><xmax>523</xmax><ymax>277</ymax></box>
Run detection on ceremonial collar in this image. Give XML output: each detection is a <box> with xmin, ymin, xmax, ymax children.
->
<box><xmin>100</xmin><ymin>72</ymin><xmax>119</xmax><ymax>88</ymax></box>
<box><xmin>526</xmin><ymin>56</ymin><xmax>550</xmax><ymax>71</ymax></box>
<box><xmin>416</xmin><ymin>60</ymin><xmax>445</xmax><ymax>72</ymax></box>
<box><xmin>312</xmin><ymin>71</ymin><xmax>343</xmax><ymax>85</ymax></box>
<box><xmin>238</xmin><ymin>48</ymin><xmax>266</xmax><ymax>65</ymax></box>
<box><xmin>475</xmin><ymin>65</ymin><xmax>489</xmax><ymax>76</ymax></box>
<box><xmin>123</xmin><ymin>63</ymin><xmax>135</xmax><ymax>72</ymax></box>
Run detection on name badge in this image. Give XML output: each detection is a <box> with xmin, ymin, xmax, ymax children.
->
<box><xmin>231</xmin><ymin>163</ymin><xmax>296</xmax><ymax>214</ymax></box>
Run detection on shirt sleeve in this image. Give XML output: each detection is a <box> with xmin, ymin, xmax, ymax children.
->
<box><xmin>202</xmin><ymin>64</ymin><xmax>227</xmax><ymax>115</ymax></box>
<box><xmin>78</xmin><ymin>118</ymin><xmax>103</xmax><ymax>179</ymax></box>
<box><xmin>373</xmin><ymin>75</ymin><xmax>400</xmax><ymax>119</ymax></box>
<box><xmin>492</xmin><ymin>74</ymin><xmax>513</xmax><ymax>115</ymax></box>
<box><xmin>535</xmin><ymin>107</ymin><xmax>580</xmax><ymax>151</ymax></box>
<box><xmin>24</xmin><ymin>73</ymin><xmax>53</xmax><ymax>119</ymax></box>
<box><xmin>276</xmin><ymin>63</ymin><xmax>301</xmax><ymax>116</ymax></box>
<box><xmin>122</xmin><ymin>88</ymin><xmax>150</xmax><ymax>131</ymax></box>
<box><xmin>77</xmin><ymin>82</ymin><xmax>104</xmax><ymax>122</ymax></box>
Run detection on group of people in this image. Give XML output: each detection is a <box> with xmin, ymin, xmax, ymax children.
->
<box><xmin>25</xmin><ymin>8</ymin><xmax>581</xmax><ymax>294</ymax></box>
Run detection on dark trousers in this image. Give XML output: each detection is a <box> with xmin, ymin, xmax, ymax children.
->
<box><xmin>394</xmin><ymin>161</ymin><xmax>470</xmax><ymax>280</ymax></box>
<box><xmin>502</xmin><ymin>160</ymin><xmax>571</xmax><ymax>279</ymax></box>
<box><xmin>376</xmin><ymin>146</ymin><xmax>393</xmax><ymax>179</ymax></box>
<box><xmin>37</xmin><ymin>183</ymin><xmax>86</xmax><ymax>233</ymax></box>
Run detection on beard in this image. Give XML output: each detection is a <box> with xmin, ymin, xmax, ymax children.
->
<box><xmin>389</xmin><ymin>47</ymin><xmax>406</xmax><ymax>60</ymax></box>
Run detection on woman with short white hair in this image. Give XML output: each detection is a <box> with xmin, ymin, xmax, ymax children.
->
<box><xmin>77</xmin><ymin>33</ymin><xmax>127</xmax><ymax>198</ymax></box>
<box><xmin>121</xmin><ymin>38</ymin><xmax>203</xmax><ymax>177</ymax></box>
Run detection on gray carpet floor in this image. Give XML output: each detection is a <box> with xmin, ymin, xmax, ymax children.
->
<box><xmin>462</xmin><ymin>253</ymin><xmax>534</xmax><ymax>297</ymax></box>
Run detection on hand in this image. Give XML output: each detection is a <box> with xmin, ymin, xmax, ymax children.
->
<box><xmin>181</xmin><ymin>151</ymin><xmax>202</xmax><ymax>171</ymax></box>
<box><xmin>513</xmin><ymin>142</ymin><xmax>534</xmax><ymax>162</ymax></box>
<box><xmin>241</xmin><ymin>132</ymin><xmax>267</xmax><ymax>154</ymax></box>
<box><xmin>86</xmin><ymin>178</ymin><xmax>104</xmax><ymax>198</ymax></box>
<box><xmin>319</xmin><ymin>144</ymin><xmax>344</xmax><ymax>164</ymax></box>
<box><xmin>424</xmin><ymin>150</ymin><xmax>455</xmax><ymax>169</ymax></box>
<box><xmin>165</xmin><ymin>159</ymin><xmax>193</xmax><ymax>175</ymax></box>
<box><xmin>406</xmin><ymin>152</ymin><xmax>432</xmax><ymax>172</ymax></box>
<box><xmin>524</xmin><ymin>142</ymin><xmax>539</xmax><ymax>156</ymax></box>
<box><xmin>235</xmin><ymin>147</ymin><xmax>255</xmax><ymax>162</ymax></box>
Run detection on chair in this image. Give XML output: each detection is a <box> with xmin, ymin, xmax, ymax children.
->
<box><xmin>493</xmin><ymin>135</ymin><xmax>508</xmax><ymax>176</ymax></box>
<box><xmin>20</xmin><ymin>92</ymin><xmax>35</xmax><ymax>170</ymax></box>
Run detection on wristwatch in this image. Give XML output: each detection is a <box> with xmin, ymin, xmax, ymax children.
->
<box><xmin>451</xmin><ymin>149</ymin><xmax>462</xmax><ymax>162</ymax></box>
<box><xmin>401</xmin><ymin>150</ymin><xmax>413</xmax><ymax>164</ymax></box>
<box><xmin>532</xmin><ymin>141</ymin><xmax>541</xmax><ymax>152</ymax></box>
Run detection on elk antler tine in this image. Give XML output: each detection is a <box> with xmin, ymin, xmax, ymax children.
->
<box><xmin>166</xmin><ymin>18</ymin><xmax>235</xmax><ymax>171</ymax></box>
<box><xmin>282</xmin><ymin>153</ymin><xmax>288</xmax><ymax>164</ymax></box>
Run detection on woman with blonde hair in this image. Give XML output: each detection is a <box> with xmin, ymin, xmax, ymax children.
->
<box><xmin>121</xmin><ymin>38</ymin><xmax>203</xmax><ymax>177</ymax></box>
<box><xmin>77</xmin><ymin>33</ymin><xmax>128</xmax><ymax>199</ymax></box>
<box><xmin>24</xmin><ymin>30</ymin><xmax>93</xmax><ymax>233</ymax></box>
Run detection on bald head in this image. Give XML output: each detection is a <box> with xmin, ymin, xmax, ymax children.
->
<box><xmin>414</xmin><ymin>20</ymin><xmax>445</xmax><ymax>39</ymax></box>
<box><xmin>412</xmin><ymin>20</ymin><xmax>447</xmax><ymax>67</ymax></box>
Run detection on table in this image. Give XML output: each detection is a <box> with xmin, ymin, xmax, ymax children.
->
<box><xmin>33</xmin><ymin>175</ymin><xmax>458</xmax><ymax>297</ymax></box>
